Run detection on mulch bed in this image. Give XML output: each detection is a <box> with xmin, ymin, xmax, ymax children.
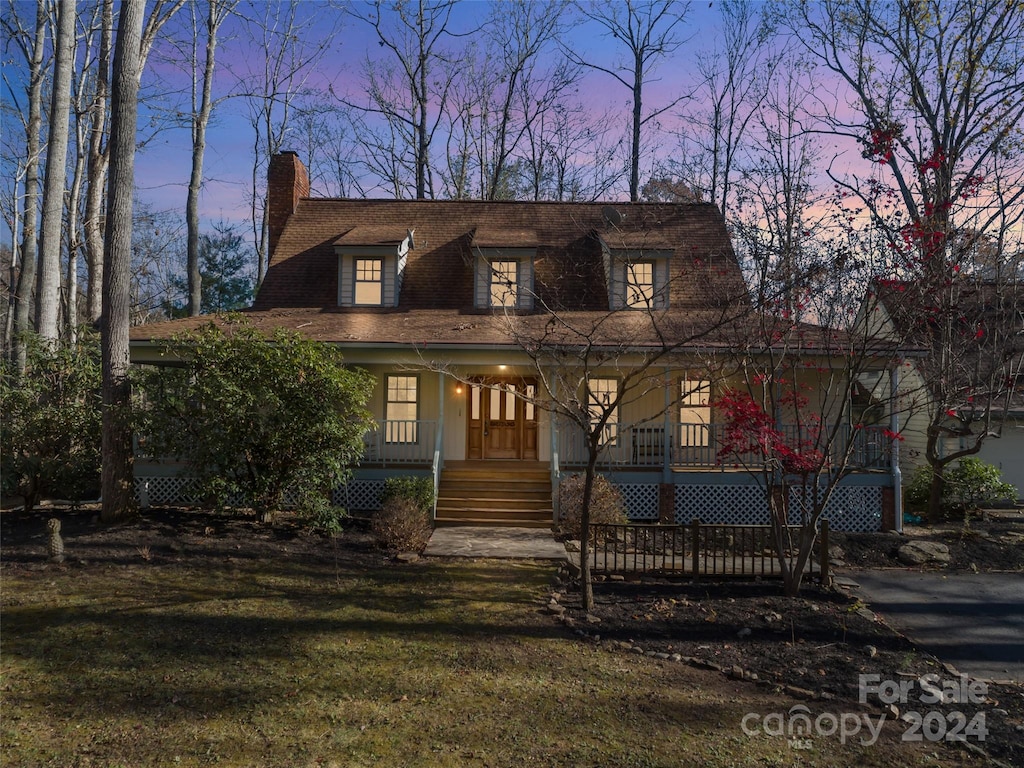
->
<box><xmin>4</xmin><ymin>503</ymin><xmax>1023</xmax><ymax>765</ymax></box>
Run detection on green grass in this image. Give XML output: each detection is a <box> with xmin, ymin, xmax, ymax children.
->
<box><xmin>2</xmin><ymin>554</ymin><xmax>979</xmax><ymax>767</ymax></box>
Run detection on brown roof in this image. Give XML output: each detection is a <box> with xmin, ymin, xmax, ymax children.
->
<box><xmin>132</xmin><ymin>199</ymin><xmax>758</xmax><ymax>349</ymax></box>
<box><xmin>254</xmin><ymin>199</ymin><xmax>747</xmax><ymax>314</ymax></box>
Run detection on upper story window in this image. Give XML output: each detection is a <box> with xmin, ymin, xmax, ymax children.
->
<box><xmin>625</xmin><ymin>262</ymin><xmax>654</xmax><ymax>308</ymax></box>
<box><xmin>490</xmin><ymin>260</ymin><xmax>518</xmax><ymax>307</ymax></box>
<box><xmin>474</xmin><ymin>248</ymin><xmax>535</xmax><ymax>310</ymax></box>
<box><xmin>335</xmin><ymin>227</ymin><xmax>413</xmax><ymax>308</ymax></box>
<box><xmin>354</xmin><ymin>258</ymin><xmax>383</xmax><ymax>305</ymax></box>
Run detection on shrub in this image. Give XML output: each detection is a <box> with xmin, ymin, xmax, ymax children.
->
<box><xmin>905</xmin><ymin>458</ymin><xmax>1017</xmax><ymax>514</ymax></box>
<box><xmin>372</xmin><ymin>497</ymin><xmax>432</xmax><ymax>552</ymax></box>
<box><xmin>381</xmin><ymin>476</ymin><xmax>435</xmax><ymax>515</ymax></box>
<box><xmin>136</xmin><ymin>317</ymin><xmax>374</xmax><ymax>516</ymax></box>
<box><xmin>557</xmin><ymin>473</ymin><xmax>628</xmax><ymax>538</ymax></box>
<box><xmin>298</xmin><ymin>496</ymin><xmax>347</xmax><ymax>536</ymax></box>
<box><xmin>0</xmin><ymin>332</ymin><xmax>102</xmax><ymax>511</ymax></box>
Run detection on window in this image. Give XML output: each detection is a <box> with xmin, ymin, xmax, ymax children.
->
<box><xmin>385</xmin><ymin>375</ymin><xmax>417</xmax><ymax>443</ymax></box>
<box><xmin>679</xmin><ymin>379</ymin><xmax>711</xmax><ymax>447</ymax></box>
<box><xmin>588</xmin><ymin>378</ymin><xmax>618</xmax><ymax>446</ymax></box>
<box><xmin>490</xmin><ymin>260</ymin><xmax>518</xmax><ymax>307</ymax></box>
<box><xmin>625</xmin><ymin>261</ymin><xmax>654</xmax><ymax>308</ymax></box>
<box><xmin>354</xmin><ymin>258</ymin><xmax>383</xmax><ymax>305</ymax></box>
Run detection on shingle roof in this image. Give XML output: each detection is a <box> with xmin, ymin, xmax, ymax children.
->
<box><xmin>131</xmin><ymin>199</ymin><xmax>755</xmax><ymax>348</ymax></box>
<box><xmin>254</xmin><ymin>199</ymin><xmax>748</xmax><ymax>315</ymax></box>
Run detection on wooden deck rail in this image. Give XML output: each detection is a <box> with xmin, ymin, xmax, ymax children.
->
<box><xmin>587</xmin><ymin>520</ymin><xmax>830</xmax><ymax>583</ymax></box>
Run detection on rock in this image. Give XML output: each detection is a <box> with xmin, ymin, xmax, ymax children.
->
<box><xmin>550</xmin><ymin>592</ymin><xmax>562</xmax><ymax>602</ymax></box>
<box><xmin>395</xmin><ymin>552</ymin><xmax>419</xmax><ymax>563</ymax></box>
<box><xmin>864</xmin><ymin>644</ymin><xmax>878</xmax><ymax>658</ymax></box>
<box><xmin>829</xmin><ymin>545</ymin><xmax>845</xmax><ymax>560</ymax></box>
<box><xmin>609</xmin><ymin>574</ymin><xmax>625</xmax><ymax>582</ymax></box>
<box><xmin>630</xmin><ymin>646</ymin><xmax>644</xmax><ymax>654</ymax></box>
<box><xmin>763</xmin><ymin>611</ymin><xmax>783</xmax><ymax>623</ymax></box>
<box><xmin>731</xmin><ymin>665</ymin><xmax>744</xmax><ymax>679</ymax></box>
<box><xmin>654</xmin><ymin>652</ymin><xmax>670</xmax><ymax>660</ymax></box>
<box><xmin>897</xmin><ymin>540</ymin><xmax>951</xmax><ymax>565</ymax></box>
<box><xmin>856</xmin><ymin>608</ymin><xmax>877</xmax><ymax>621</ymax></box>
<box><xmin>737</xmin><ymin>627</ymin><xmax>752</xmax><ymax>638</ymax></box>
<box><xmin>670</xmin><ymin>653</ymin><xmax>682</xmax><ymax>662</ymax></box>
<box><xmin>585</xmin><ymin>614</ymin><xmax>602</xmax><ymax>624</ymax></box>
<box><xmin>546</xmin><ymin>604</ymin><xmax>566</xmax><ymax>616</ymax></box>
<box><xmin>564</xmin><ymin>540</ymin><xmax>581</xmax><ymax>553</ymax></box>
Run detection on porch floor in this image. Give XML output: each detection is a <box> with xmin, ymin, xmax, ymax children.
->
<box><xmin>424</xmin><ymin>526</ymin><xmax>567</xmax><ymax>560</ymax></box>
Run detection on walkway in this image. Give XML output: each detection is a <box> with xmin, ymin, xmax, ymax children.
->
<box><xmin>847</xmin><ymin>570</ymin><xmax>1024</xmax><ymax>682</ymax></box>
<box><xmin>424</xmin><ymin>526</ymin><xmax>567</xmax><ymax>560</ymax></box>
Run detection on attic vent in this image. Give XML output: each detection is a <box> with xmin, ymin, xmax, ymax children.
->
<box><xmin>602</xmin><ymin>206</ymin><xmax>625</xmax><ymax>226</ymax></box>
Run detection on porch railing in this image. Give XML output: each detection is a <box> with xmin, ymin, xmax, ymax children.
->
<box><xmin>586</xmin><ymin>520</ymin><xmax>830</xmax><ymax>581</ymax></box>
<box><xmin>558</xmin><ymin>422</ymin><xmax>893</xmax><ymax>471</ymax></box>
<box><xmin>362</xmin><ymin>420</ymin><xmax>437</xmax><ymax>465</ymax></box>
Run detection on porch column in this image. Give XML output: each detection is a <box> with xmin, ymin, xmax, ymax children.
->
<box><xmin>662</xmin><ymin>368</ymin><xmax>672</xmax><ymax>483</ymax></box>
<box><xmin>890</xmin><ymin>361</ymin><xmax>903</xmax><ymax>533</ymax></box>
<box><xmin>549</xmin><ymin>372</ymin><xmax>560</xmax><ymax>520</ymax></box>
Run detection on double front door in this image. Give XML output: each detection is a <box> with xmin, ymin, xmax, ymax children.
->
<box><xmin>467</xmin><ymin>378</ymin><xmax>538</xmax><ymax>460</ymax></box>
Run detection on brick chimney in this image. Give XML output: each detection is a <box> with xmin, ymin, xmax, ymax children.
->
<box><xmin>267</xmin><ymin>151</ymin><xmax>309</xmax><ymax>261</ymax></box>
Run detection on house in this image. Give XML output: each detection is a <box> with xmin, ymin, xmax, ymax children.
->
<box><xmin>130</xmin><ymin>152</ymin><xmax>902</xmax><ymax>531</ymax></box>
<box><xmin>865</xmin><ymin>278</ymin><xmax>1024</xmax><ymax>499</ymax></box>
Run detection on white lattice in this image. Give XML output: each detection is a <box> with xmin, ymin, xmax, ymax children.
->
<box><xmin>135</xmin><ymin>476</ymin><xmax>201</xmax><ymax>506</ymax></box>
<box><xmin>789</xmin><ymin>486</ymin><xmax>883</xmax><ymax>532</ymax></box>
<box><xmin>673</xmin><ymin>484</ymin><xmax>771</xmax><ymax>525</ymax></box>
<box><xmin>616</xmin><ymin>484</ymin><xmax>660</xmax><ymax>520</ymax></box>
<box><xmin>336</xmin><ymin>480</ymin><xmax>387</xmax><ymax>512</ymax></box>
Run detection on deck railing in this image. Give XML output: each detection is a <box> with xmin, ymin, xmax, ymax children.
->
<box><xmin>361</xmin><ymin>420</ymin><xmax>437</xmax><ymax>465</ymax></box>
<box><xmin>558</xmin><ymin>422</ymin><xmax>892</xmax><ymax>471</ymax></box>
<box><xmin>586</xmin><ymin>521</ymin><xmax>830</xmax><ymax>581</ymax></box>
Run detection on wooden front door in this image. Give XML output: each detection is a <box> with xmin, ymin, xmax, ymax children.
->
<box><xmin>467</xmin><ymin>378</ymin><xmax>538</xmax><ymax>460</ymax></box>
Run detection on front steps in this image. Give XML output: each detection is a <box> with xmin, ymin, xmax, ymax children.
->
<box><xmin>435</xmin><ymin>461</ymin><xmax>553</xmax><ymax>528</ymax></box>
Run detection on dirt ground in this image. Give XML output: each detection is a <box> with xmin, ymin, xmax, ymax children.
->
<box><xmin>3</xmin><ymin>502</ymin><xmax>1023</xmax><ymax>766</ymax></box>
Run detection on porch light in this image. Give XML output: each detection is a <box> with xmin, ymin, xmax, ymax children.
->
<box><xmin>455</xmin><ymin>384</ymin><xmax>464</xmax><ymax>395</ymax></box>
<box><xmin>499</xmin><ymin>365</ymin><xmax>507</xmax><ymax>370</ymax></box>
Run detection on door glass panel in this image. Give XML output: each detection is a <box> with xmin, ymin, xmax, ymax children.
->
<box><xmin>506</xmin><ymin>385</ymin><xmax>516</xmax><ymax>420</ymax></box>
<box><xmin>525</xmin><ymin>385</ymin><xmax>535</xmax><ymax>420</ymax></box>
<box><xmin>490</xmin><ymin>386</ymin><xmax>502</xmax><ymax>420</ymax></box>
<box><xmin>470</xmin><ymin>385</ymin><xmax>480</xmax><ymax>420</ymax></box>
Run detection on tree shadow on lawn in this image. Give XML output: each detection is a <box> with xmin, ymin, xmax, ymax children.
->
<box><xmin>3</xmin><ymin>559</ymin><xmax>574</xmax><ymax>719</ymax></box>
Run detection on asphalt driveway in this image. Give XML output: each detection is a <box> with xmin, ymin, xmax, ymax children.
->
<box><xmin>848</xmin><ymin>570</ymin><xmax>1024</xmax><ymax>682</ymax></box>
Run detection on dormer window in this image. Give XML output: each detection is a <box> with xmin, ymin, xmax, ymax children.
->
<box><xmin>473</xmin><ymin>247</ymin><xmax>535</xmax><ymax>310</ymax></box>
<box><xmin>354</xmin><ymin>258</ymin><xmax>383</xmax><ymax>305</ymax></box>
<box><xmin>597</xmin><ymin>234</ymin><xmax>673</xmax><ymax>311</ymax></box>
<box><xmin>625</xmin><ymin>261</ymin><xmax>654</xmax><ymax>308</ymax></box>
<box><xmin>490</xmin><ymin>260</ymin><xmax>518</xmax><ymax>307</ymax></box>
<box><xmin>335</xmin><ymin>227</ymin><xmax>413</xmax><ymax>308</ymax></box>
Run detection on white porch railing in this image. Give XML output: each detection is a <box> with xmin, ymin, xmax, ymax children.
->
<box><xmin>362</xmin><ymin>420</ymin><xmax>437</xmax><ymax>465</ymax></box>
<box><xmin>557</xmin><ymin>422</ymin><xmax>893</xmax><ymax>471</ymax></box>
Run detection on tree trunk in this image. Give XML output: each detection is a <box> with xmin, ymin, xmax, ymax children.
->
<box><xmin>35</xmin><ymin>0</ymin><xmax>76</xmax><ymax>343</ymax></box>
<box><xmin>12</xmin><ymin>1</ymin><xmax>47</xmax><ymax>371</ymax></box>
<box><xmin>630</xmin><ymin>52</ymin><xmax>643</xmax><ymax>202</ymax></box>
<box><xmin>579</xmin><ymin>448</ymin><xmax>600</xmax><ymax>611</ymax></box>
<box><xmin>187</xmin><ymin>0</ymin><xmax>223</xmax><ymax>316</ymax></box>
<box><xmin>85</xmin><ymin>0</ymin><xmax>112</xmax><ymax>325</ymax></box>
<box><xmin>100</xmin><ymin>0</ymin><xmax>146</xmax><ymax>524</ymax></box>
<box><xmin>927</xmin><ymin>466</ymin><xmax>946</xmax><ymax>526</ymax></box>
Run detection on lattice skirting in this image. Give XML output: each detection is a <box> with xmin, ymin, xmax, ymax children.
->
<box><xmin>136</xmin><ymin>475</ymin><xmax>383</xmax><ymax>512</ymax></box>
<box><xmin>334</xmin><ymin>480</ymin><xmax>387</xmax><ymax>512</ymax></box>
<box><xmin>616</xmin><ymin>484</ymin><xmax>660</xmax><ymax>520</ymax></box>
<box><xmin>135</xmin><ymin>476</ymin><xmax>202</xmax><ymax>506</ymax></box>
<box><xmin>672</xmin><ymin>484</ymin><xmax>884</xmax><ymax>532</ymax></box>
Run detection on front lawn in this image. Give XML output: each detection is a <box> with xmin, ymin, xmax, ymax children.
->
<box><xmin>1</xmin><ymin>507</ymin><xmax>988</xmax><ymax>767</ymax></box>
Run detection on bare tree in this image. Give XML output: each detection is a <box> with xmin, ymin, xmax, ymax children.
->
<box><xmin>181</xmin><ymin>0</ymin><xmax>237</xmax><ymax>316</ymax></box>
<box><xmin>100</xmin><ymin>0</ymin><xmax>147</xmax><ymax>523</ymax></box>
<box><xmin>3</xmin><ymin>0</ymin><xmax>48</xmax><ymax>369</ymax></box>
<box><xmin>341</xmin><ymin>0</ymin><xmax>469</xmax><ymax>200</ymax></box>
<box><xmin>793</xmin><ymin>0</ymin><xmax>1024</xmax><ymax>520</ymax></box>
<box><xmin>33</xmin><ymin>0</ymin><xmax>75</xmax><ymax>345</ymax></box>
<box><xmin>83</xmin><ymin>0</ymin><xmax>112</xmax><ymax>325</ymax></box>
<box><xmin>567</xmin><ymin>0</ymin><xmax>692</xmax><ymax>201</ymax></box>
<box><xmin>666</xmin><ymin>0</ymin><xmax>778</xmax><ymax>217</ymax></box>
<box><xmin>232</xmin><ymin>0</ymin><xmax>338</xmax><ymax>285</ymax></box>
